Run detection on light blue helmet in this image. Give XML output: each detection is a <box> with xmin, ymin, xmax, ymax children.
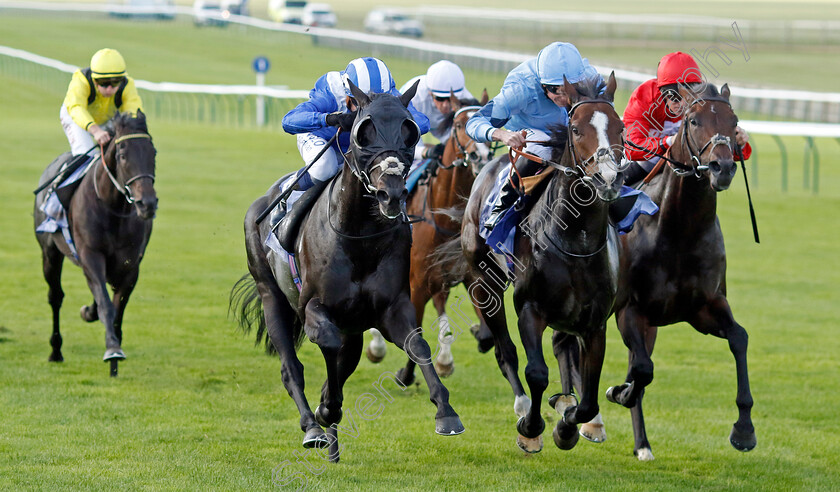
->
<box><xmin>342</xmin><ymin>57</ymin><xmax>395</xmax><ymax>96</ymax></box>
<box><xmin>535</xmin><ymin>42</ymin><xmax>589</xmax><ymax>86</ymax></box>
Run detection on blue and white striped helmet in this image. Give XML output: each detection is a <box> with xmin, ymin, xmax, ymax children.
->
<box><xmin>342</xmin><ymin>57</ymin><xmax>395</xmax><ymax>96</ymax></box>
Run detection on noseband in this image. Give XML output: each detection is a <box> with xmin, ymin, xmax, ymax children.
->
<box><xmin>96</xmin><ymin>133</ymin><xmax>156</xmax><ymax>204</ymax></box>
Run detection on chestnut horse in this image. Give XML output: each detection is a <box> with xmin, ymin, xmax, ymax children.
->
<box><xmin>598</xmin><ymin>82</ymin><xmax>756</xmax><ymax>461</ymax></box>
<box><xmin>34</xmin><ymin>111</ymin><xmax>158</xmax><ymax>377</ymax></box>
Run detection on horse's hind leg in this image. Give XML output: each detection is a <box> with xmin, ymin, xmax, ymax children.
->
<box><xmin>465</xmin><ymin>271</ymin><xmax>528</xmax><ymax>418</ymax></box>
<box><xmin>431</xmin><ymin>291</ymin><xmax>455</xmax><ymax>378</ymax></box>
<box><xmin>469</xmin><ymin>296</ymin><xmax>494</xmax><ymax>354</ymax></box>
<box><xmin>41</xmin><ymin>245</ymin><xmax>65</xmax><ymax>362</ymax></box>
<box><xmin>551</xmin><ymin>332</ymin><xmax>607</xmax><ymax>443</ymax></box>
<box><xmin>689</xmin><ymin>296</ymin><xmax>756</xmax><ymax>452</ymax></box>
<box><xmin>380</xmin><ymin>297</ymin><xmax>464</xmax><ymax>436</ymax></box>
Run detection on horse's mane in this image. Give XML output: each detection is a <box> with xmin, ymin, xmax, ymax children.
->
<box><xmin>436</xmin><ymin>96</ymin><xmax>483</xmax><ymax>135</ymax></box>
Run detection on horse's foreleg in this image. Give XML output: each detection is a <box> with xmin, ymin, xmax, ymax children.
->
<box><xmin>111</xmin><ymin>269</ymin><xmax>140</xmax><ymax>345</ymax></box>
<box><xmin>608</xmin><ymin>306</ymin><xmax>657</xmax><ymax>408</ymax></box>
<box><xmin>554</xmin><ymin>325</ymin><xmax>606</xmax><ymax>451</ymax></box>
<box><xmin>79</xmin><ymin>252</ymin><xmax>122</xmax><ymax>362</ymax></box>
<box><xmin>550</xmin><ymin>332</ymin><xmax>606</xmax><ymax>443</ymax></box>
<box><xmin>515</xmin><ymin>303</ymin><xmax>548</xmax><ymax>453</ymax></box>
<box><xmin>303</xmin><ymin>299</ymin><xmax>344</xmax><ymax>429</ymax></box>
<box><xmin>430</xmin><ymin>291</ymin><xmax>455</xmax><ymax>378</ymax></box>
<box><xmin>317</xmin><ymin>331</ymin><xmax>362</xmax><ymax>463</ymax></box>
<box><xmin>42</xmin><ymin>246</ymin><xmax>65</xmax><ymax>362</ymax></box>
<box><xmin>689</xmin><ymin>296</ymin><xmax>756</xmax><ymax>452</ymax></box>
<box><xmin>380</xmin><ymin>299</ymin><xmax>464</xmax><ymax>437</ymax></box>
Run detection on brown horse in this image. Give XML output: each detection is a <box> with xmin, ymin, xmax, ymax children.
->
<box><xmin>366</xmin><ymin>91</ymin><xmax>496</xmax><ymax>383</ymax></box>
<box><xmin>34</xmin><ymin>111</ymin><xmax>158</xmax><ymax>377</ymax></box>
<box><xmin>599</xmin><ymin>82</ymin><xmax>756</xmax><ymax>460</ymax></box>
<box><xmin>460</xmin><ymin>73</ymin><xmax>625</xmax><ymax>453</ymax></box>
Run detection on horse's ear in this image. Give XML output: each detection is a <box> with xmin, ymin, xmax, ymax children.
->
<box><xmin>348</xmin><ymin>79</ymin><xmax>370</xmax><ymax>108</ymax></box>
<box><xmin>400</xmin><ymin>79</ymin><xmax>420</xmax><ymax>108</ymax></box>
<box><xmin>563</xmin><ymin>75</ymin><xmax>580</xmax><ymax>105</ymax></box>
<box><xmin>720</xmin><ymin>83</ymin><xmax>731</xmax><ymax>100</ymax></box>
<box><xmin>480</xmin><ymin>88</ymin><xmax>489</xmax><ymax>106</ymax></box>
<box><xmin>450</xmin><ymin>90</ymin><xmax>461</xmax><ymax>111</ymax></box>
<box><xmin>136</xmin><ymin>108</ymin><xmax>145</xmax><ymax>121</ymax></box>
<box><xmin>603</xmin><ymin>71</ymin><xmax>617</xmax><ymax>103</ymax></box>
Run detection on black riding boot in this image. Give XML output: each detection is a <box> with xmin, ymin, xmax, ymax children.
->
<box><xmin>484</xmin><ymin>157</ymin><xmax>543</xmax><ymax>231</ymax></box>
<box><xmin>623</xmin><ymin>161</ymin><xmax>654</xmax><ymax>187</ymax></box>
<box><xmin>269</xmin><ymin>181</ymin><xmax>302</xmax><ymax>231</ymax></box>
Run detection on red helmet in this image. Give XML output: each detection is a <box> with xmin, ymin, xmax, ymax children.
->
<box><xmin>656</xmin><ymin>52</ymin><xmax>703</xmax><ymax>88</ymax></box>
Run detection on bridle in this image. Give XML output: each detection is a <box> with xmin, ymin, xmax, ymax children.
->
<box><xmin>95</xmin><ymin>133</ymin><xmax>156</xmax><ymax>204</ymax></box>
<box><xmin>626</xmin><ymin>96</ymin><xmax>735</xmax><ymax>180</ymax></box>
<box><xmin>439</xmin><ymin>106</ymin><xmax>484</xmax><ymax>174</ymax></box>
<box><xmin>509</xmin><ymin>99</ymin><xmax>627</xmax><ymax>188</ymax></box>
<box><xmin>344</xmin><ymin>116</ymin><xmax>419</xmax><ymax>194</ymax></box>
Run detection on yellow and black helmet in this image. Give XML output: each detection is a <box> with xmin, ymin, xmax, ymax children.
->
<box><xmin>90</xmin><ymin>48</ymin><xmax>126</xmax><ymax>78</ymax></box>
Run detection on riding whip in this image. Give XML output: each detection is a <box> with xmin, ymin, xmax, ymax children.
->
<box><xmin>255</xmin><ymin>130</ymin><xmax>340</xmax><ymax>224</ymax></box>
<box><xmin>735</xmin><ymin>145</ymin><xmax>760</xmax><ymax>244</ymax></box>
<box><xmin>33</xmin><ymin>143</ymin><xmax>99</xmax><ymax>195</ymax></box>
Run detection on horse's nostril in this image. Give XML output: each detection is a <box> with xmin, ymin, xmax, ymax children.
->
<box><xmin>710</xmin><ymin>161</ymin><xmax>721</xmax><ymax>173</ymax></box>
<box><xmin>376</xmin><ymin>190</ymin><xmax>389</xmax><ymax>203</ymax></box>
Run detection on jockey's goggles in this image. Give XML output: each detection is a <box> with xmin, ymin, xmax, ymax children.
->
<box><xmin>95</xmin><ymin>77</ymin><xmax>125</xmax><ymax>88</ymax></box>
<box><xmin>542</xmin><ymin>84</ymin><xmax>567</xmax><ymax>96</ymax></box>
<box><xmin>432</xmin><ymin>94</ymin><xmax>451</xmax><ymax>102</ymax></box>
<box><xmin>660</xmin><ymin>89</ymin><xmax>682</xmax><ymax>102</ymax></box>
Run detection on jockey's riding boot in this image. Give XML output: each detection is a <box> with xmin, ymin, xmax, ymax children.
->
<box><xmin>269</xmin><ymin>181</ymin><xmax>302</xmax><ymax>231</ymax></box>
<box><xmin>623</xmin><ymin>161</ymin><xmax>654</xmax><ymax>187</ymax></box>
<box><xmin>484</xmin><ymin>178</ymin><xmax>521</xmax><ymax>231</ymax></box>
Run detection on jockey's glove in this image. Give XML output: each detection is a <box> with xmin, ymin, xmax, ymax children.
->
<box><xmin>424</xmin><ymin>143</ymin><xmax>446</xmax><ymax>160</ymax></box>
<box><xmin>325</xmin><ymin>110</ymin><xmax>357</xmax><ymax>132</ymax></box>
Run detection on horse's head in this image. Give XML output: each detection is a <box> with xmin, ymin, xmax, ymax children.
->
<box><xmin>446</xmin><ymin>89</ymin><xmax>493</xmax><ymax>175</ymax></box>
<box><xmin>676</xmin><ymin>83</ymin><xmax>739</xmax><ymax>191</ymax></box>
<box><xmin>106</xmin><ymin>110</ymin><xmax>157</xmax><ymax>219</ymax></box>
<box><xmin>346</xmin><ymin>79</ymin><xmax>420</xmax><ymax>219</ymax></box>
<box><xmin>563</xmin><ymin>71</ymin><xmax>626</xmax><ymax>201</ymax></box>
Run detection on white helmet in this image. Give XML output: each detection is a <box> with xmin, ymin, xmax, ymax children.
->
<box><xmin>426</xmin><ymin>60</ymin><xmax>466</xmax><ymax>98</ymax></box>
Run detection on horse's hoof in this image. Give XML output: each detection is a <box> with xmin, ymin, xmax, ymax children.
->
<box><xmin>548</xmin><ymin>393</ymin><xmax>578</xmax><ymax>416</ymax></box>
<box><xmin>48</xmin><ymin>353</ymin><xmax>64</xmax><ymax>362</ymax></box>
<box><xmin>435</xmin><ymin>415</ymin><xmax>465</xmax><ymax>436</ymax></box>
<box><xmin>516</xmin><ymin>434</ymin><xmax>543</xmax><ymax>454</ymax></box>
<box><xmin>580</xmin><ymin>414</ymin><xmax>607</xmax><ymax>443</ymax></box>
<box><xmin>79</xmin><ymin>305</ymin><xmax>98</xmax><ymax>322</ymax></box>
<box><xmin>516</xmin><ymin>416</ymin><xmax>545</xmax><ymax>440</ymax></box>
<box><xmin>552</xmin><ymin>421</ymin><xmax>580</xmax><ymax>450</ymax></box>
<box><xmin>365</xmin><ymin>344</ymin><xmax>386</xmax><ymax>363</ymax></box>
<box><xmin>434</xmin><ymin>360</ymin><xmax>454</xmax><ymax>378</ymax></box>
<box><xmin>513</xmin><ymin>395</ymin><xmax>531</xmax><ymax>418</ymax></box>
<box><xmin>395</xmin><ymin>367</ymin><xmax>415</xmax><ymax>386</ymax></box>
<box><xmin>606</xmin><ymin>382</ymin><xmax>634</xmax><ymax>408</ymax></box>
<box><xmin>314</xmin><ymin>405</ymin><xmax>341</xmax><ymax>428</ymax></box>
<box><xmin>103</xmin><ymin>349</ymin><xmax>126</xmax><ymax>361</ymax></box>
<box><xmin>635</xmin><ymin>447</ymin><xmax>655</xmax><ymax>461</ymax></box>
<box><xmin>470</xmin><ymin>324</ymin><xmax>494</xmax><ymax>353</ymax></box>
<box><xmin>729</xmin><ymin>424</ymin><xmax>756</xmax><ymax>452</ymax></box>
<box><xmin>302</xmin><ymin>427</ymin><xmax>329</xmax><ymax>449</ymax></box>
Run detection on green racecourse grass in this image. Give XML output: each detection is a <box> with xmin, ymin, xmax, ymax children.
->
<box><xmin>2</xmin><ymin>9</ymin><xmax>840</xmax><ymax>492</ymax></box>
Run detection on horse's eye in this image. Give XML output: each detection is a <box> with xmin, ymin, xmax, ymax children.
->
<box><xmin>689</xmin><ymin>118</ymin><xmax>698</xmax><ymax>126</ymax></box>
<box><xmin>571</xmin><ymin>126</ymin><xmax>580</xmax><ymax>136</ymax></box>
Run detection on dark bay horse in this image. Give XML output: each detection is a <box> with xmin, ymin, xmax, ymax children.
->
<box><xmin>366</xmin><ymin>90</ymin><xmax>496</xmax><ymax>383</ymax></box>
<box><xmin>460</xmin><ymin>73</ymin><xmax>625</xmax><ymax>453</ymax></box>
<box><xmin>601</xmin><ymin>82</ymin><xmax>755</xmax><ymax>461</ymax></box>
<box><xmin>231</xmin><ymin>80</ymin><xmax>464</xmax><ymax>462</ymax></box>
<box><xmin>34</xmin><ymin>111</ymin><xmax>158</xmax><ymax>377</ymax></box>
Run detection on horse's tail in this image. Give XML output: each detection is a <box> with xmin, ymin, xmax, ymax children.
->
<box><xmin>229</xmin><ymin>273</ymin><xmax>275</xmax><ymax>354</ymax></box>
<box><xmin>430</xmin><ymin>205</ymin><xmax>468</xmax><ymax>286</ymax></box>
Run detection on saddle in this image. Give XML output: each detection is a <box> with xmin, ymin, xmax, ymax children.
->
<box><xmin>275</xmin><ymin>177</ymin><xmax>331</xmax><ymax>252</ymax></box>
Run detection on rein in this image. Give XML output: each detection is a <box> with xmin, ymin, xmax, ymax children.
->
<box><xmin>95</xmin><ymin>133</ymin><xmax>155</xmax><ymax>205</ymax></box>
